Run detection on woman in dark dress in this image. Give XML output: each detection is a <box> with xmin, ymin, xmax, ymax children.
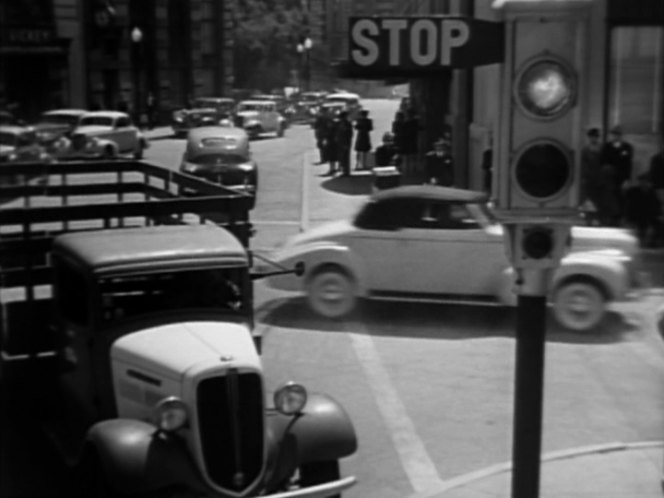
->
<box><xmin>354</xmin><ymin>109</ymin><xmax>373</xmax><ymax>170</ymax></box>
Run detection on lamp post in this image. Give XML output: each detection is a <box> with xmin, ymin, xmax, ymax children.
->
<box><xmin>131</xmin><ymin>26</ymin><xmax>143</xmax><ymax>126</ymax></box>
<box><xmin>296</xmin><ymin>37</ymin><xmax>313</xmax><ymax>92</ymax></box>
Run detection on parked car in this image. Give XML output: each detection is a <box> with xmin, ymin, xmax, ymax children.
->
<box><xmin>172</xmin><ymin>97</ymin><xmax>236</xmax><ymax>137</ymax></box>
<box><xmin>74</xmin><ymin>111</ymin><xmax>149</xmax><ymax>159</ymax></box>
<box><xmin>50</xmin><ymin>131</ymin><xmax>120</xmax><ymax>160</ymax></box>
<box><xmin>0</xmin><ymin>125</ymin><xmax>53</xmax><ymax>164</ymax></box>
<box><xmin>250</xmin><ymin>94</ymin><xmax>294</xmax><ymax>125</ymax></box>
<box><xmin>180</xmin><ymin>126</ymin><xmax>258</xmax><ymax>209</ymax></box>
<box><xmin>33</xmin><ymin>108</ymin><xmax>87</xmax><ymax>145</ymax></box>
<box><xmin>262</xmin><ymin>185</ymin><xmax>641</xmax><ymax>332</ymax></box>
<box><xmin>322</xmin><ymin>92</ymin><xmax>362</xmax><ymax>120</ymax></box>
<box><xmin>234</xmin><ymin>100</ymin><xmax>287</xmax><ymax>139</ymax></box>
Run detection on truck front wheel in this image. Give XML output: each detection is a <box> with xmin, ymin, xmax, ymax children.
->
<box><xmin>552</xmin><ymin>278</ymin><xmax>607</xmax><ymax>331</ymax></box>
<box><xmin>299</xmin><ymin>460</ymin><xmax>341</xmax><ymax>498</ymax></box>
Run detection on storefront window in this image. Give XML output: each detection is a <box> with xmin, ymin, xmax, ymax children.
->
<box><xmin>607</xmin><ymin>26</ymin><xmax>663</xmax><ymax>135</ymax></box>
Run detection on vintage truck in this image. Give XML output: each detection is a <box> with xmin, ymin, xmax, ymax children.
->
<box><xmin>0</xmin><ymin>160</ymin><xmax>357</xmax><ymax>497</ymax></box>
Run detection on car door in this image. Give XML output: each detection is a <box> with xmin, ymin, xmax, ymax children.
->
<box><xmin>344</xmin><ymin>198</ymin><xmax>421</xmax><ymax>292</ymax></box>
<box><xmin>113</xmin><ymin>116</ymin><xmax>134</xmax><ymax>152</ymax></box>
<box><xmin>396</xmin><ymin>201</ymin><xmax>506</xmax><ymax>296</ymax></box>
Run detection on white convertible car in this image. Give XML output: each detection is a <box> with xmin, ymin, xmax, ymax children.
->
<box><xmin>264</xmin><ymin>185</ymin><xmax>641</xmax><ymax>332</ymax></box>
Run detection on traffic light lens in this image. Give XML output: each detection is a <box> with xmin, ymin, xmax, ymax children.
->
<box><xmin>516</xmin><ymin>60</ymin><xmax>575</xmax><ymax>118</ymax></box>
<box><xmin>515</xmin><ymin>143</ymin><xmax>570</xmax><ymax>199</ymax></box>
<box><xmin>522</xmin><ymin>227</ymin><xmax>554</xmax><ymax>259</ymax></box>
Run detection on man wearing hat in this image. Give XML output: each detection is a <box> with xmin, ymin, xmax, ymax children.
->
<box><xmin>601</xmin><ymin>125</ymin><xmax>634</xmax><ymax>220</ymax></box>
<box><xmin>424</xmin><ymin>137</ymin><xmax>454</xmax><ymax>186</ymax></box>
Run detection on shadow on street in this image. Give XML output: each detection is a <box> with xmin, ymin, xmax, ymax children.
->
<box><xmin>319</xmin><ymin>173</ymin><xmax>373</xmax><ymax>196</ymax></box>
<box><xmin>258</xmin><ymin>296</ymin><xmax>636</xmax><ymax>345</ymax></box>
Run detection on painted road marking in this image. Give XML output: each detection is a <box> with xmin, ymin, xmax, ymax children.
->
<box><xmin>347</xmin><ymin>320</ymin><xmax>446</xmax><ymax>495</ymax></box>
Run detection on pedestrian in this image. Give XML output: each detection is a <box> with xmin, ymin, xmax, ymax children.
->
<box><xmin>623</xmin><ymin>173</ymin><xmax>662</xmax><ymax>247</ymax></box>
<box><xmin>581</xmin><ymin>128</ymin><xmax>617</xmax><ymax>225</ymax></box>
<box><xmin>391</xmin><ymin>111</ymin><xmax>407</xmax><ymax>170</ymax></box>
<box><xmin>146</xmin><ymin>92</ymin><xmax>156</xmax><ymax>129</ymax></box>
<box><xmin>353</xmin><ymin>109</ymin><xmax>373</xmax><ymax>170</ymax></box>
<box><xmin>313</xmin><ymin>107</ymin><xmax>332</xmax><ymax>165</ymax></box>
<box><xmin>325</xmin><ymin>113</ymin><xmax>340</xmax><ymax>175</ymax></box>
<box><xmin>335</xmin><ymin>111</ymin><xmax>353</xmax><ymax>176</ymax></box>
<box><xmin>601</xmin><ymin>125</ymin><xmax>634</xmax><ymax>218</ymax></box>
<box><xmin>481</xmin><ymin>134</ymin><xmax>493</xmax><ymax>195</ymax></box>
<box><xmin>424</xmin><ymin>137</ymin><xmax>454</xmax><ymax>187</ymax></box>
<box><xmin>374</xmin><ymin>132</ymin><xmax>399</xmax><ymax>168</ymax></box>
<box><xmin>649</xmin><ymin>140</ymin><xmax>664</xmax><ymax>207</ymax></box>
<box><xmin>401</xmin><ymin>108</ymin><xmax>421</xmax><ymax>175</ymax></box>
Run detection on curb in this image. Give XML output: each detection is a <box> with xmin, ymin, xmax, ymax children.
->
<box><xmin>407</xmin><ymin>441</ymin><xmax>664</xmax><ymax>497</ymax></box>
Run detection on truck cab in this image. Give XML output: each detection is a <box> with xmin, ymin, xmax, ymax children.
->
<box><xmin>0</xmin><ymin>160</ymin><xmax>357</xmax><ymax>498</ymax></box>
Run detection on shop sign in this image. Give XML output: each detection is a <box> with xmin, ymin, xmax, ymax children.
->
<box><xmin>348</xmin><ymin>16</ymin><xmax>504</xmax><ymax>77</ymax></box>
<box><xmin>6</xmin><ymin>28</ymin><xmax>55</xmax><ymax>45</ymax></box>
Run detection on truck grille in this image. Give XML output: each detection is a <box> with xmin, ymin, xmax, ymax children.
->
<box><xmin>197</xmin><ymin>371</ymin><xmax>264</xmax><ymax>492</ymax></box>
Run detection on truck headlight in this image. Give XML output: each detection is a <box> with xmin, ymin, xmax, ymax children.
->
<box><xmin>153</xmin><ymin>397</ymin><xmax>188</xmax><ymax>431</ymax></box>
<box><xmin>274</xmin><ymin>382</ymin><xmax>307</xmax><ymax>415</ymax></box>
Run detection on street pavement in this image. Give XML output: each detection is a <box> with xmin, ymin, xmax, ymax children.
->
<box><xmin>144</xmin><ymin>119</ymin><xmax>664</xmax><ymax>498</ymax></box>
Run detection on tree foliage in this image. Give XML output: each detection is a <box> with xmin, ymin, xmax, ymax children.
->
<box><xmin>233</xmin><ymin>0</ymin><xmax>308</xmax><ymax>91</ymax></box>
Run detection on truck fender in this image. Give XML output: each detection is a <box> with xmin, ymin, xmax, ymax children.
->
<box><xmin>267</xmin><ymin>393</ymin><xmax>357</xmax><ymax>466</ymax></box>
<box><xmin>83</xmin><ymin>419</ymin><xmax>208</xmax><ymax>495</ymax></box>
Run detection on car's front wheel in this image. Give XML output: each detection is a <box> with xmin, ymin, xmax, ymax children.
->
<box><xmin>306</xmin><ymin>266</ymin><xmax>357</xmax><ymax>318</ymax></box>
<box><xmin>552</xmin><ymin>278</ymin><xmax>607</xmax><ymax>331</ymax></box>
<box><xmin>299</xmin><ymin>460</ymin><xmax>341</xmax><ymax>498</ymax></box>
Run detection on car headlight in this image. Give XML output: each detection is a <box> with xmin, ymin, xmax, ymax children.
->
<box><xmin>181</xmin><ymin>161</ymin><xmax>197</xmax><ymax>173</ymax></box>
<box><xmin>238</xmin><ymin>163</ymin><xmax>254</xmax><ymax>172</ymax></box>
<box><xmin>274</xmin><ymin>381</ymin><xmax>307</xmax><ymax>415</ymax></box>
<box><xmin>153</xmin><ymin>396</ymin><xmax>188</xmax><ymax>432</ymax></box>
<box><xmin>7</xmin><ymin>153</ymin><xmax>18</xmax><ymax>162</ymax></box>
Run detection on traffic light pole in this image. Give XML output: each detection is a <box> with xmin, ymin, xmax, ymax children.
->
<box><xmin>511</xmin><ymin>268</ymin><xmax>551</xmax><ymax>498</ymax></box>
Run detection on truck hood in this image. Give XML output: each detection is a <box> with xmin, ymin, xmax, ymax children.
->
<box><xmin>75</xmin><ymin>125</ymin><xmax>112</xmax><ymax>135</ymax></box>
<box><xmin>111</xmin><ymin>320</ymin><xmax>261</xmax><ymax>381</ymax></box>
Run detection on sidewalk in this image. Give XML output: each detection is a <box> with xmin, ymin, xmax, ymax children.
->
<box><xmin>424</xmin><ymin>442</ymin><xmax>663</xmax><ymax>497</ymax></box>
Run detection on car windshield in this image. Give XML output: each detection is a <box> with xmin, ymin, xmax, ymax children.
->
<box><xmin>79</xmin><ymin>116</ymin><xmax>114</xmax><ymax>126</ymax></box>
<box><xmin>0</xmin><ymin>132</ymin><xmax>17</xmax><ymax>146</ymax></box>
<box><xmin>237</xmin><ymin>103</ymin><xmax>263</xmax><ymax>112</ymax></box>
<box><xmin>189</xmin><ymin>153</ymin><xmax>248</xmax><ymax>165</ymax></box>
<box><xmin>40</xmin><ymin>114</ymin><xmax>80</xmax><ymax>126</ymax></box>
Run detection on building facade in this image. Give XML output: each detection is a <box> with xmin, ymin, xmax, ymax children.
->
<box><xmin>0</xmin><ymin>0</ymin><xmax>235</xmax><ymax>123</ymax></box>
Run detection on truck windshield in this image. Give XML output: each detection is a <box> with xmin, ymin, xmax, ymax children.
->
<box><xmin>99</xmin><ymin>268</ymin><xmax>246</xmax><ymax>322</ymax></box>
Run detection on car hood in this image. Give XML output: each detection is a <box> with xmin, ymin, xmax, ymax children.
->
<box><xmin>236</xmin><ymin>110</ymin><xmax>259</xmax><ymax>118</ymax></box>
<box><xmin>75</xmin><ymin>125</ymin><xmax>112</xmax><ymax>135</ymax></box>
<box><xmin>0</xmin><ymin>145</ymin><xmax>15</xmax><ymax>155</ymax></box>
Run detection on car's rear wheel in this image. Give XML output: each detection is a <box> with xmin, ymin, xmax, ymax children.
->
<box><xmin>299</xmin><ymin>460</ymin><xmax>341</xmax><ymax>498</ymax></box>
<box><xmin>277</xmin><ymin>123</ymin><xmax>285</xmax><ymax>137</ymax></box>
<box><xmin>552</xmin><ymin>278</ymin><xmax>607</xmax><ymax>331</ymax></box>
<box><xmin>306</xmin><ymin>266</ymin><xmax>357</xmax><ymax>318</ymax></box>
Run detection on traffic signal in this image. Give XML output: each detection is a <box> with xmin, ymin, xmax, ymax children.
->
<box><xmin>504</xmin><ymin>223</ymin><xmax>572</xmax><ymax>269</ymax></box>
<box><xmin>494</xmin><ymin>0</ymin><xmax>592</xmax><ymax>217</ymax></box>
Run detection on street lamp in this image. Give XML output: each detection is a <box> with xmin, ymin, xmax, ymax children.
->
<box><xmin>131</xmin><ymin>26</ymin><xmax>144</xmax><ymax>126</ymax></box>
<box><xmin>296</xmin><ymin>37</ymin><xmax>313</xmax><ymax>92</ymax></box>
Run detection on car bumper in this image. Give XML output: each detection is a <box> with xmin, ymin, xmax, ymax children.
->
<box><xmin>262</xmin><ymin>476</ymin><xmax>356</xmax><ymax>498</ymax></box>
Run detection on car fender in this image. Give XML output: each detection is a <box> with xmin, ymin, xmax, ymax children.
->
<box><xmin>266</xmin><ymin>243</ymin><xmax>368</xmax><ymax>295</ymax></box>
<box><xmin>263</xmin><ymin>393</ymin><xmax>358</xmax><ymax>488</ymax></box>
<box><xmin>553</xmin><ymin>252</ymin><xmax>631</xmax><ymax>300</ymax></box>
<box><xmin>84</xmin><ymin>419</ymin><xmax>208</xmax><ymax>495</ymax></box>
<box><xmin>93</xmin><ymin>137</ymin><xmax>118</xmax><ymax>155</ymax></box>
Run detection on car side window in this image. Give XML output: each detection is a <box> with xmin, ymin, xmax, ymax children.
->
<box><xmin>354</xmin><ymin>199</ymin><xmax>420</xmax><ymax>230</ymax></box>
<box><xmin>116</xmin><ymin>117</ymin><xmax>130</xmax><ymax>128</ymax></box>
